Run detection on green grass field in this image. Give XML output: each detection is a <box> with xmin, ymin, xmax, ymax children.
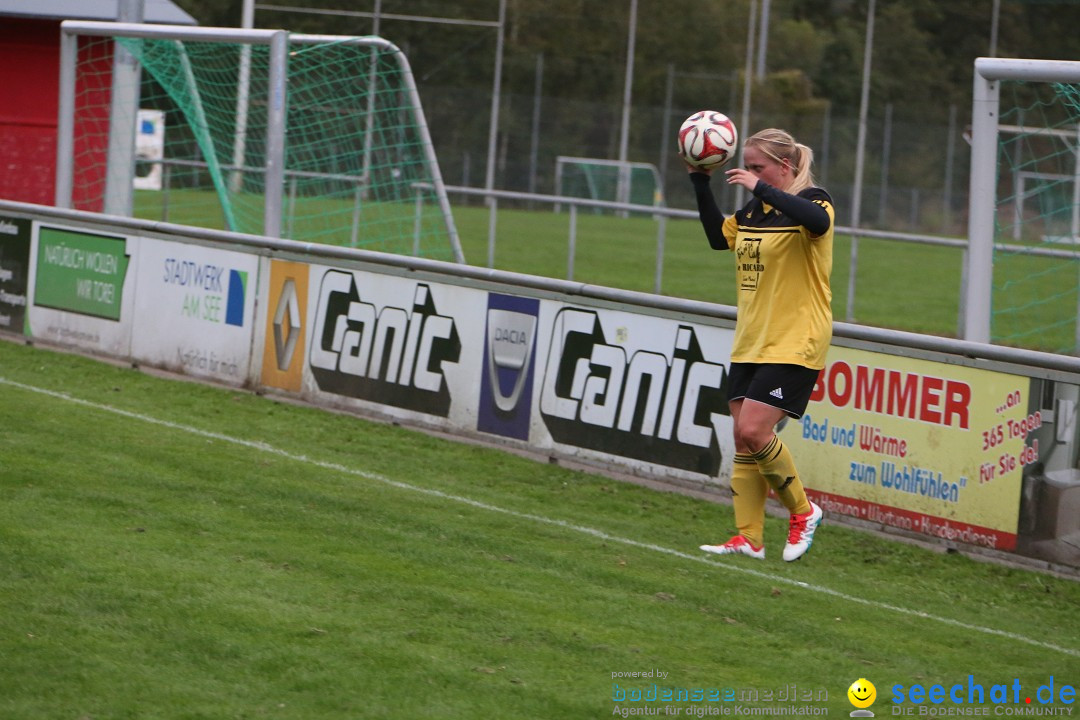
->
<box><xmin>1</xmin><ymin>338</ymin><xmax>1077</xmax><ymax>719</ymax></box>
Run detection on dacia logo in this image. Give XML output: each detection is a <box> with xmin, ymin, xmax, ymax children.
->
<box><xmin>478</xmin><ymin>294</ymin><xmax>540</xmax><ymax>442</ymax></box>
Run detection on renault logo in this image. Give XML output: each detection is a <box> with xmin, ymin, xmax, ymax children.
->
<box><xmin>273</xmin><ymin>278</ymin><xmax>301</xmax><ymax>371</ymax></box>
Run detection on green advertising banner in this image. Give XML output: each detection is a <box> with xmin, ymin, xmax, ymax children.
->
<box><xmin>35</xmin><ymin>227</ymin><xmax>129</xmax><ymax>320</ymax></box>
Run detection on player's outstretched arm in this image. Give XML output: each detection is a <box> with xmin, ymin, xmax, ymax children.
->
<box><xmin>688</xmin><ymin>171</ymin><xmax>729</xmax><ymax>251</ymax></box>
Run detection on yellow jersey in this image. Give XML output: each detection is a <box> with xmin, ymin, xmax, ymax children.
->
<box><xmin>720</xmin><ymin>187</ymin><xmax>834</xmax><ymax>369</ymax></box>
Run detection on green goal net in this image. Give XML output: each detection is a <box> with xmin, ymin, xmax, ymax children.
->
<box><xmin>990</xmin><ymin>78</ymin><xmax>1080</xmax><ymax>353</ymax></box>
<box><xmin>58</xmin><ymin>23</ymin><xmax>462</xmax><ymax>262</ymax></box>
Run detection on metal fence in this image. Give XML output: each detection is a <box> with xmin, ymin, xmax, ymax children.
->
<box><xmin>134</xmin><ymin>160</ymin><xmax>1080</xmax><ymax>352</ymax></box>
<box><xmin>420</xmin><ymin>183</ymin><xmax>1080</xmax><ymax>352</ymax></box>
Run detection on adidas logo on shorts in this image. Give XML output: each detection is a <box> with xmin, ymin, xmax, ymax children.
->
<box><xmin>770</xmin><ymin>387</ymin><xmax>784</xmax><ymax>399</ymax></box>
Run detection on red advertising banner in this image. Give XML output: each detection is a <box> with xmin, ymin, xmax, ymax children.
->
<box><xmin>785</xmin><ymin>347</ymin><xmax>1037</xmax><ymax>551</ymax></box>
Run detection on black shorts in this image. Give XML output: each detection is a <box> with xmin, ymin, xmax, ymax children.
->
<box><xmin>727</xmin><ymin>362</ymin><xmax>822</xmax><ymax>419</ymax></box>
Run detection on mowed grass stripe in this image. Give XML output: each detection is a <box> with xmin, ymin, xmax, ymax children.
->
<box><xmin>3</xmin><ymin>374</ymin><xmax>1076</xmax><ymax>661</ymax></box>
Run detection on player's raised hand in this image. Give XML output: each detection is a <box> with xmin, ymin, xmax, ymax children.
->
<box><xmin>685</xmin><ymin>160</ymin><xmax>712</xmax><ymax>176</ymax></box>
<box><xmin>725</xmin><ymin>167</ymin><xmax>758</xmax><ymax>191</ymax></box>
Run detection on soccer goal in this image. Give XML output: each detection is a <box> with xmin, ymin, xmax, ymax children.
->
<box><xmin>965</xmin><ymin>57</ymin><xmax>1080</xmax><ymax>352</ymax></box>
<box><xmin>56</xmin><ymin>21</ymin><xmax>464</xmax><ymax>263</ymax></box>
<box><xmin>553</xmin><ymin>156</ymin><xmax>665</xmax><ymax>214</ymax></box>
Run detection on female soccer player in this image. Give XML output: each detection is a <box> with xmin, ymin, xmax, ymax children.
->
<box><xmin>687</xmin><ymin>128</ymin><xmax>833</xmax><ymax>561</ymax></box>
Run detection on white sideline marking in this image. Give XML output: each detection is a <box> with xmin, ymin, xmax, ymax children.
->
<box><xmin>5</xmin><ymin>376</ymin><xmax>1078</xmax><ymax>659</ymax></box>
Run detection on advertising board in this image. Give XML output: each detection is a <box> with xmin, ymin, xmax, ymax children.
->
<box><xmin>786</xmin><ymin>348</ymin><xmax>1036</xmax><ymax>550</ymax></box>
<box><xmin>129</xmin><ymin>237</ymin><xmax>259</xmax><ymax>385</ymax></box>
<box><xmin>28</xmin><ymin>225</ymin><xmax>135</xmax><ymax>356</ymax></box>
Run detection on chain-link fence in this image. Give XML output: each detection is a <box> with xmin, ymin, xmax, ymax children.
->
<box><xmin>422</xmin><ymin>85</ymin><xmax>972</xmax><ymax>239</ymax></box>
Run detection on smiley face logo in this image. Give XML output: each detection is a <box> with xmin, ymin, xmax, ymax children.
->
<box><xmin>848</xmin><ymin>678</ymin><xmax>877</xmax><ymax>709</ymax></box>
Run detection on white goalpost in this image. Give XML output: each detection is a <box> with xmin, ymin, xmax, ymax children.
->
<box><xmin>965</xmin><ymin>57</ymin><xmax>1080</xmax><ymax>346</ymax></box>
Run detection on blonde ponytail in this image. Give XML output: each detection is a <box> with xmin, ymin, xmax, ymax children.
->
<box><xmin>745</xmin><ymin>129</ymin><xmax>818</xmax><ymax>194</ymax></box>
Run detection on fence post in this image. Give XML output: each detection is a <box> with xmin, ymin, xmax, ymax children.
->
<box><xmin>487</xmin><ymin>198</ymin><xmax>498</xmax><ymax>268</ymax></box>
<box><xmin>654</xmin><ymin>215</ymin><xmax>666</xmax><ymax>294</ymax></box>
<box><xmin>351</xmin><ymin>184</ymin><xmax>363</xmax><ymax>247</ymax></box>
<box><xmin>1073</xmin><ymin>124</ymin><xmax>1080</xmax><ymax>353</ymax></box>
<box><xmin>567</xmin><ymin>204</ymin><xmax>577</xmax><ymax>281</ymax></box>
<box><xmin>285</xmin><ymin>176</ymin><xmax>297</xmax><ymax>238</ymax></box>
<box><xmin>162</xmin><ymin>163</ymin><xmax>172</xmax><ymax>222</ymax></box>
<box><xmin>413</xmin><ymin>188</ymin><xmax>424</xmax><ymax>256</ymax></box>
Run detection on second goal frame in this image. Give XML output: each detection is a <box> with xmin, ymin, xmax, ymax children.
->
<box><xmin>965</xmin><ymin>57</ymin><xmax>1080</xmax><ymax>345</ymax></box>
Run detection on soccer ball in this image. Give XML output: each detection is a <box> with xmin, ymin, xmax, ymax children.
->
<box><xmin>678</xmin><ymin>111</ymin><xmax>738</xmax><ymax>170</ymax></box>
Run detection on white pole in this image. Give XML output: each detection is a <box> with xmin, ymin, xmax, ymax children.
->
<box><xmin>755</xmin><ymin>0</ymin><xmax>770</xmax><ymax>80</ymax></box>
<box><xmin>229</xmin><ymin>0</ymin><xmax>255</xmax><ymax>194</ymax></box>
<box><xmin>658</xmin><ymin>62</ymin><xmax>675</xmax><ymax>189</ymax></box>
<box><xmin>486</xmin><ymin>0</ymin><xmax>505</xmax><ymax>262</ymax></box>
<box><xmin>55</xmin><ymin>29</ymin><xmax>78</xmax><ymax>208</ymax></box>
<box><xmin>484</xmin><ymin>0</ymin><xmax>506</xmax><ymax>196</ymax></box>
<box><xmin>528</xmin><ymin>52</ymin><xmax>544</xmax><ymax>196</ymax></box>
<box><xmin>989</xmin><ymin>0</ymin><xmax>1001</xmax><ymax>57</ymax></box>
<box><xmin>735</xmin><ymin>0</ymin><xmax>757</xmax><ymax>210</ymax></box>
<box><xmin>103</xmin><ymin>0</ymin><xmax>144</xmax><ymax>217</ymax></box>
<box><xmin>963</xmin><ymin>60</ymin><xmax>1000</xmax><ymax>344</ymax></box>
<box><xmin>616</xmin><ymin>0</ymin><xmax>639</xmax><ymax>214</ymax></box>
<box><xmin>845</xmin><ymin>0</ymin><xmax>875</xmax><ymax>323</ymax></box>
<box><xmin>484</xmin><ymin>0</ymin><xmax>506</xmax><ymax>255</ymax></box>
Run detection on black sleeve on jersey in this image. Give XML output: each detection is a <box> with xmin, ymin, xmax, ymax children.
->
<box><xmin>751</xmin><ymin>181</ymin><xmax>832</xmax><ymax>236</ymax></box>
<box><xmin>689</xmin><ymin>172</ymin><xmax>729</xmax><ymax>250</ymax></box>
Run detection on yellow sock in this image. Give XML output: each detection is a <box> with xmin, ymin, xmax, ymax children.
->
<box><xmin>750</xmin><ymin>435</ymin><xmax>812</xmax><ymax>515</ymax></box>
<box><xmin>730</xmin><ymin>453</ymin><xmax>768</xmax><ymax>548</ymax></box>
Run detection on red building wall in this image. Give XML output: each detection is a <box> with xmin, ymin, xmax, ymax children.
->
<box><xmin>0</xmin><ymin>18</ymin><xmax>112</xmax><ymax>210</ymax></box>
<box><xmin>0</xmin><ymin>18</ymin><xmax>61</xmax><ymax>205</ymax></box>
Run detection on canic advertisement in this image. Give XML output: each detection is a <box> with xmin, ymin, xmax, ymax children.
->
<box><xmin>261</xmin><ymin>262</ymin><xmax>477</xmax><ymax>423</ymax></box>
<box><xmin>535</xmin><ymin>306</ymin><xmax>734</xmax><ymax>477</ymax></box>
